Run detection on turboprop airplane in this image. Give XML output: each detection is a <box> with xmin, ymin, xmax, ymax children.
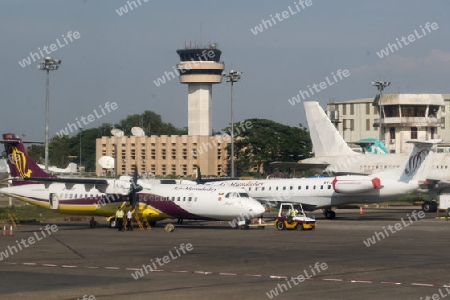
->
<box><xmin>300</xmin><ymin>101</ymin><xmax>450</xmax><ymax>212</ymax></box>
<box><xmin>0</xmin><ymin>133</ymin><xmax>265</xmax><ymax>227</ymax></box>
<box><xmin>207</xmin><ymin>139</ymin><xmax>438</xmax><ymax>219</ymax></box>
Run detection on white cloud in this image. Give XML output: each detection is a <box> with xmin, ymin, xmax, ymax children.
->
<box><xmin>351</xmin><ymin>49</ymin><xmax>450</xmax><ymax>75</ymax></box>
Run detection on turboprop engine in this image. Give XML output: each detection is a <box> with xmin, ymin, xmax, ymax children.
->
<box><xmin>332</xmin><ymin>176</ymin><xmax>381</xmax><ymax>194</ymax></box>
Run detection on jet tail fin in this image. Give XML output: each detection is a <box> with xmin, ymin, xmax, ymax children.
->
<box><xmin>1</xmin><ymin>133</ymin><xmax>55</xmax><ymax>183</ymax></box>
<box><xmin>378</xmin><ymin>139</ymin><xmax>439</xmax><ymax>183</ymax></box>
<box><xmin>304</xmin><ymin>101</ymin><xmax>356</xmax><ymax>156</ymax></box>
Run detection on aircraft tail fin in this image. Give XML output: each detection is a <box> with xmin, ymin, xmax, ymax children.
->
<box><xmin>379</xmin><ymin>140</ymin><xmax>439</xmax><ymax>183</ymax></box>
<box><xmin>304</xmin><ymin>101</ymin><xmax>356</xmax><ymax>156</ymax></box>
<box><xmin>1</xmin><ymin>133</ymin><xmax>55</xmax><ymax>183</ymax></box>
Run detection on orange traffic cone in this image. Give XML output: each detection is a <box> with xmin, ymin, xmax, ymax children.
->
<box><xmin>9</xmin><ymin>225</ymin><xmax>13</xmax><ymax>236</ymax></box>
<box><xmin>359</xmin><ymin>207</ymin><xmax>363</xmax><ymax>215</ymax></box>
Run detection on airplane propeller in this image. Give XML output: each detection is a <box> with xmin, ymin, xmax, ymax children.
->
<box><xmin>128</xmin><ymin>164</ymin><xmax>143</xmax><ymax>209</ymax></box>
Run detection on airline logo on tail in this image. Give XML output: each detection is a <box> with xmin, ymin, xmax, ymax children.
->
<box><xmin>404</xmin><ymin>149</ymin><xmax>429</xmax><ymax>177</ymax></box>
<box><xmin>9</xmin><ymin>147</ymin><xmax>32</xmax><ymax>178</ymax></box>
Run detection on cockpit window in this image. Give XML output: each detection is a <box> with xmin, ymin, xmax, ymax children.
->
<box><xmin>239</xmin><ymin>192</ymin><xmax>249</xmax><ymax>198</ymax></box>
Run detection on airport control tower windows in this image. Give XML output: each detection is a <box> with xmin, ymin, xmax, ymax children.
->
<box><xmin>411</xmin><ymin>127</ymin><xmax>418</xmax><ymax>139</ymax></box>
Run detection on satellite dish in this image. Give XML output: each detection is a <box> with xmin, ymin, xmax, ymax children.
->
<box><xmin>111</xmin><ymin>128</ymin><xmax>124</xmax><ymax>137</ymax></box>
<box><xmin>131</xmin><ymin>127</ymin><xmax>145</xmax><ymax>137</ymax></box>
<box><xmin>98</xmin><ymin>156</ymin><xmax>115</xmax><ymax>169</ymax></box>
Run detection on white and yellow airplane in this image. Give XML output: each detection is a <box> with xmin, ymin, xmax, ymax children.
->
<box><xmin>207</xmin><ymin>139</ymin><xmax>438</xmax><ymax>219</ymax></box>
<box><xmin>0</xmin><ymin>133</ymin><xmax>265</xmax><ymax>227</ymax></box>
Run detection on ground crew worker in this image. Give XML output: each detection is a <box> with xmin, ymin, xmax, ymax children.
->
<box><xmin>115</xmin><ymin>207</ymin><xmax>124</xmax><ymax>231</ymax></box>
<box><xmin>126</xmin><ymin>208</ymin><xmax>133</xmax><ymax>231</ymax></box>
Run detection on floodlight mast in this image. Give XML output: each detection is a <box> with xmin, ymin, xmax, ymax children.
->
<box><xmin>372</xmin><ymin>81</ymin><xmax>390</xmax><ymax>144</ymax></box>
<box><xmin>223</xmin><ymin>70</ymin><xmax>242</xmax><ymax>178</ymax></box>
<box><xmin>37</xmin><ymin>57</ymin><xmax>61</xmax><ymax>172</ymax></box>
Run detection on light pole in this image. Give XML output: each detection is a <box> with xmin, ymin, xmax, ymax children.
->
<box><xmin>223</xmin><ymin>70</ymin><xmax>242</xmax><ymax>177</ymax></box>
<box><xmin>372</xmin><ymin>81</ymin><xmax>390</xmax><ymax>144</ymax></box>
<box><xmin>79</xmin><ymin>127</ymin><xmax>83</xmax><ymax>173</ymax></box>
<box><xmin>38</xmin><ymin>57</ymin><xmax>61</xmax><ymax>172</ymax></box>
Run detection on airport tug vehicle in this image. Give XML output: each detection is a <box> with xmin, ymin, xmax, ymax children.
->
<box><xmin>274</xmin><ymin>203</ymin><xmax>316</xmax><ymax>230</ymax></box>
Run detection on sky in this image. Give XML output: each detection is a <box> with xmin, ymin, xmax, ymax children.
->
<box><xmin>1</xmin><ymin>0</ymin><xmax>449</xmax><ymax>142</ymax></box>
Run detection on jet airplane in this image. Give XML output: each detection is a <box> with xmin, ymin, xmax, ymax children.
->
<box><xmin>300</xmin><ymin>101</ymin><xmax>450</xmax><ymax>212</ymax></box>
<box><xmin>207</xmin><ymin>139</ymin><xmax>438</xmax><ymax>219</ymax></box>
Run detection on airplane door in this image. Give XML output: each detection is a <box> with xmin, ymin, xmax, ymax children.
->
<box><xmin>49</xmin><ymin>193</ymin><xmax>59</xmax><ymax>210</ymax></box>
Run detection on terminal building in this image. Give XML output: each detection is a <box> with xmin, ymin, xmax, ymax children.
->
<box><xmin>95</xmin><ymin>43</ymin><xmax>231</xmax><ymax>177</ymax></box>
<box><xmin>326</xmin><ymin>94</ymin><xmax>450</xmax><ymax>154</ymax></box>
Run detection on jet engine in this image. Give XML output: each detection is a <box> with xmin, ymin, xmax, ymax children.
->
<box><xmin>332</xmin><ymin>176</ymin><xmax>381</xmax><ymax>194</ymax></box>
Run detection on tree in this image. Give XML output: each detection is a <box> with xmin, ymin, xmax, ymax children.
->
<box><xmin>49</xmin><ymin>135</ymin><xmax>71</xmax><ymax>167</ymax></box>
<box><xmin>27</xmin><ymin>144</ymin><xmax>45</xmax><ymax>164</ymax></box>
<box><xmin>114</xmin><ymin>111</ymin><xmax>187</xmax><ymax>136</ymax></box>
<box><xmin>223</xmin><ymin>119</ymin><xmax>311</xmax><ymax>176</ymax></box>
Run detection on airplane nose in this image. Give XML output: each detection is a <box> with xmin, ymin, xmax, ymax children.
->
<box><xmin>250</xmin><ymin>201</ymin><xmax>265</xmax><ymax>216</ymax></box>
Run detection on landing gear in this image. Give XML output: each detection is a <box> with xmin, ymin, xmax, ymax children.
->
<box><xmin>323</xmin><ymin>208</ymin><xmax>336</xmax><ymax>219</ymax></box>
<box><xmin>149</xmin><ymin>221</ymin><xmax>157</xmax><ymax>227</ymax></box>
<box><xmin>177</xmin><ymin>218</ymin><xmax>184</xmax><ymax>224</ymax></box>
<box><xmin>422</xmin><ymin>200</ymin><xmax>438</xmax><ymax>213</ymax></box>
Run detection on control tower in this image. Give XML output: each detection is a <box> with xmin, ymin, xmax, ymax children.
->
<box><xmin>177</xmin><ymin>43</ymin><xmax>225</xmax><ymax>136</ymax></box>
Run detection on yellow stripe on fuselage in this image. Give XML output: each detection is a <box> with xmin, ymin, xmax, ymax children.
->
<box><xmin>5</xmin><ymin>193</ymin><xmax>170</xmax><ymax>221</ymax></box>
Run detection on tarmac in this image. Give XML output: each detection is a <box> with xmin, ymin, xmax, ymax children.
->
<box><xmin>0</xmin><ymin>206</ymin><xmax>449</xmax><ymax>300</ymax></box>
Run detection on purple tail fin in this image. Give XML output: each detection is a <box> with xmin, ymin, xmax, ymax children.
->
<box><xmin>2</xmin><ymin>133</ymin><xmax>55</xmax><ymax>182</ymax></box>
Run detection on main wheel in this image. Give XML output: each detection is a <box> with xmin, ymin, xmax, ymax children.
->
<box><xmin>276</xmin><ymin>220</ymin><xmax>286</xmax><ymax>230</ymax></box>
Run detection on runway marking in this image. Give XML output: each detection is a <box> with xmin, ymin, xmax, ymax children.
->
<box><xmin>270</xmin><ymin>275</ymin><xmax>288</xmax><ymax>279</ymax></box>
<box><xmin>171</xmin><ymin>270</ymin><xmax>189</xmax><ymax>273</ymax></box>
<box><xmin>411</xmin><ymin>283</ymin><xmax>435</xmax><ymax>287</ymax></box>
<box><xmin>381</xmin><ymin>281</ymin><xmax>403</xmax><ymax>285</ymax></box>
<box><xmin>42</xmin><ymin>263</ymin><xmax>58</xmax><ymax>267</ymax></box>
<box><xmin>4</xmin><ymin>261</ymin><xmax>447</xmax><ymax>289</ymax></box>
<box><xmin>194</xmin><ymin>271</ymin><xmax>212</xmax><ymax>275</ymax></box>
<box><xmin>323</xmin><ymin>278</ymin><xmax>344</xmax><ymax>282</ymax></box>
<box><xmin>351</xmin><ymin>280</ymin><xmax>372</xmax><ymax>283</ymax></box>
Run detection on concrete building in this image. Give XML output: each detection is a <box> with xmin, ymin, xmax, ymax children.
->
<box><xmin>326</xmin><ymin>94</ymin><xmax>449</xmax><ymax>153</ymax></box>
<box><xmin>96</xmin><ymin>134</ymin><xmax>230</xmax><ymax>177</ymax></box>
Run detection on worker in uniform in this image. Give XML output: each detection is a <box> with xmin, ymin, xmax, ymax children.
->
<box><xmin>288</xmin><ymin>208</ymin><xmax>296</xmax><ymax>224</ymax></box>
<box><xmin>126</xmin><ymin>208</ymin><xmax>133</xmax><ymax>231</ymax></box>
<box><xmin>115</xmin><ymin>207</ymin><xmax>124</xmax><ymax>231</ymax></box>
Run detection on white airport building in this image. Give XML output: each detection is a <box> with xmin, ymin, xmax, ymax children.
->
<box><xmin>326</xmin><ymin>94</ymin><xmax>450</xmax><ymax>154</ymax></box>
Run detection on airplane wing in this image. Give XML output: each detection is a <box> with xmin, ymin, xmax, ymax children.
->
<box><xmin>23</xmin><ymin>177</ymin><xmax>110</xmax><ymax>192</ymax></box>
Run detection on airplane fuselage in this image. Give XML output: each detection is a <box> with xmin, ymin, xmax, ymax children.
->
<box><xmin>208</xmin><ymin>177</ymin><xmax>420</xmax><ymax>210</ymax></box>
<box><xmin>0</xmin><ymin>181</ymin><xmax>265</xmax><ymax>222</ymax></box>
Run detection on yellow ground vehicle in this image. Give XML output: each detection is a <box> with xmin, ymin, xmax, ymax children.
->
<box><xmin>274</xmin><ymin>203</ymin><xmax>316</xmax><ymax>231</ymax></box>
